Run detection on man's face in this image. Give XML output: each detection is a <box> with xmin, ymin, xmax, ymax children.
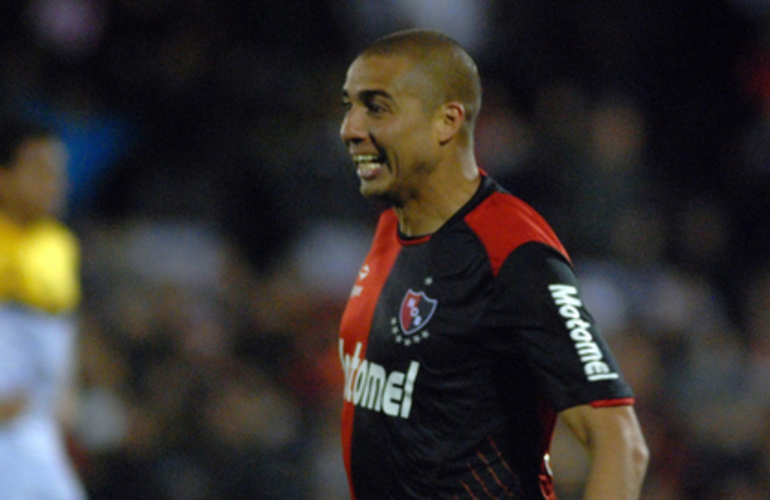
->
<box><xmin>0</xmin><ymin>137</ymin><xmax>68</xmax><ymax>223</ymax></box>
<box><xmin>340</xmin><ymin>55</ymin><xmax>441</xmax><ymax>206</ymax></box>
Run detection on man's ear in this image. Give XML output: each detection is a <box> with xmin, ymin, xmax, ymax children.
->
<box><xmin>435</xmin><ymin>102</ymin><xmax>465</xmax><ymax>145</ymax></box>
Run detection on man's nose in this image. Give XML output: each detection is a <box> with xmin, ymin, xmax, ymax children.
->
<box><xmin>340</xmin><ymin>107</ymin><xmax>367</xmax><ymax>145</ymax></box>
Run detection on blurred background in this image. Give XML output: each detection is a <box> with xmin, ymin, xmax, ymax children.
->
<box><xmin>2</xmin><ymin>0</ymin><xmax>770</xmax><ymax>498</ymax></box>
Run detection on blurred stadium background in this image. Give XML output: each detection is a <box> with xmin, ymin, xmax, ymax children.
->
<box><xmin>2</xmin><ymin>0</ymin><xmax>770</xmax><ymax>498</ymax></box>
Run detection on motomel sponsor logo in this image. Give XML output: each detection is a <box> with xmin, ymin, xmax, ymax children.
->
<box><xmin>339</xmin><ymin>340</ymin><xmax>419</xmax><ymax>419</ymax></box>
<box><xmin>548</xmin><ymin>284</ymin><xmax>619</xmax><ymax>382</ymax></box>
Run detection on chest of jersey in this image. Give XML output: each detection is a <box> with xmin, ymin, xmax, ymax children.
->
<box><xmin>339</xmin><ymin>222</ymin><xmax>501</xmax><ymax>424</ymax></box>
<box><xmin>338</xmin><ymin>220</ymin><xmax>539</xmax><ymax>500</ymax></box>
<box><xmin>369</xmin><ymin>233</ymin><xmax>490</xmax><ymax>365</ymax></box>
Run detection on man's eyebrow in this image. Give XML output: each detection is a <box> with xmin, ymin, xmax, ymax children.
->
<box><xmin>341</xmin><ymin>89</ymin><xmax>393</xmax><ymax>102</ymax></box>
<box><xmin>360</xmin><ymin>90</ymin><xmax>392</xmax><ymax>101</ymax></box>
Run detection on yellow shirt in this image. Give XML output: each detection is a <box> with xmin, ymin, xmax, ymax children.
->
<box><xmin>0</xmin><ymin>212</ymin><xmax>80</xmax><ymax>313</ymax></box>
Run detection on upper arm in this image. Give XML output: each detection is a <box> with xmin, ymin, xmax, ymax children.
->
<box><xmin>559</xmin><ymin>404</ymin><xmax>647</xmax><ymax>459</ymax></box>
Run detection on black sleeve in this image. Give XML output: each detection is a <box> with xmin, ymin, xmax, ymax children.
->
<box><xmin>484</xmin><ymin>242</ymin><xmax>634</xmax><ymax>411</ymax></box>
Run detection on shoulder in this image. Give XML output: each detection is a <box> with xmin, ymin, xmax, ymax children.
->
<box><xmin>28</xmin><ymin>219</ymin><xmax>80</xmax><ymax>260</ymax></box>
<box><xmin>34</xmin><ymin>218</ymin><xmax>78</xmax><ymax>241</ymax></box>
<box><xmin>463</xmin><ymin>187</ymin><xmax>569</xmax><ymax>275</ymax></box>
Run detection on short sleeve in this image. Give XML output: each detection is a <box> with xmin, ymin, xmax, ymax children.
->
<box><xmin>484</xmin><ymin>242</ymin><xmax>633</xmax><ymax>411</ymax></box>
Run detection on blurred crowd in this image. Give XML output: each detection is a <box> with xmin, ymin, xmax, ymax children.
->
<box><xmin>2</xmin><ymin>0</ymin><xmax>770</xmax><ymax>499</ymax></box>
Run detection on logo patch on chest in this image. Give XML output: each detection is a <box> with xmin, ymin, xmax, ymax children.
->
<box><xmin>398</xmin><ymin>289</ymin><xmax>438</xmax><ymax>336</ymax></box>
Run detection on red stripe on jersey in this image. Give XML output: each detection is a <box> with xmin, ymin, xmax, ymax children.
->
<box><xmin>338</xmin><ymin>209</ymin><xmax>402</xmax><ymax>500</ymax></box>
<box><xmin>463</xmin><ymin>191</ymin><xmax>570</xmax><ymax>276</ymax></box>
<box><xmin>590</xmin><ymin>397</ymin><xmax>636</xmax><ymax>408</ymax></box>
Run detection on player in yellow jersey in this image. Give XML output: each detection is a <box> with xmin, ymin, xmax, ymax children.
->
<box><xmin>0</xmin><ymin>117</ymin><xmax>86</xmax><ymax>500</ymax></box>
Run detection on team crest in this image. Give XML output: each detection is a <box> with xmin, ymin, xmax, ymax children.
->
<box><xmin>399</xmin><ymin>289</ymin><xmax>438</xmax><ymax>336</ymax></box>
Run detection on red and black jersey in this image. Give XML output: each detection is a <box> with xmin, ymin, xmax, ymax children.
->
<box><xmin>338</xmin><ymin>175</ymin><xmax>633</xmax><ymax>500</ymax></box>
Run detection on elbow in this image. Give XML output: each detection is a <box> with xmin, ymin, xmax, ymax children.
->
<box><xmin>630</xmin><ymin>431</ymin><xmax>650</xmax><ymax>481</ymax></box>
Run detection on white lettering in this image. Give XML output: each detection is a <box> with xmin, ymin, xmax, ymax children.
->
<box><xmin>559</xmin><ymin>305</ymin><xmax>581</xmax><ymax>319</ymax></box>
<box><xmin>400</xmin><ymin>361</ymin><xmax>420</xmax><ymax>418</ymax></box>
<box><xmin>549</xmin><ymin>284</ymin><xmax>583</xmax><ymax>307</ymax></box>
<box><xmin>575</xmin><ymin>341</ymin><xmax>603</xmax><ymax>361</ymax></box>
<box><xmin>340</xmin><ymin>341</ymin><xmax>363</xmax><ymax>401</ymax></box>
<box><xmin>339</xmin><ymin>339</ymin><xmax>421</xmax><ymax>420</ymax></box>
<box><xmin>570</xmin><ymin>328</ymin><xmax>593</xmax><ymax>342</ymax></box>
<box><xmin>584</xmin><ymin>360</ymin><xmax>612</xmax><ymax>375</ymax></box>
<box><xmin>364</xmin><ymin>363</ymin><xmax>386</xmax><ymax>411</ymax></box>
<box><xmin>383</xmin><ymin>371</ymin><xmax>405</xmax><ymax>416</ymax></box>
<box><xmin>566</xmin><ymin>318</ymin><xmax>591</xmax><ymax>330</ymax></box>
<box><xmin>353</xmin><ymin>360</ymin><xmax>369</xmax><ymax>405</ymax></box>
<box><xmin>548</xmin><ymin>284</ymin><xmax>619</xmax><ymax>383</ymax></box>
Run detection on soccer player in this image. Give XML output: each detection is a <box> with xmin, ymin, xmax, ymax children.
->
<box><xmin>0</xmin><ymin>118</ymin><xmax>87</xmax><ymax>500</ymax></box>
<box><xmin>337</xmin><ymin>30</ymin><xmax>649</xmax><ymax>500</ymax></box>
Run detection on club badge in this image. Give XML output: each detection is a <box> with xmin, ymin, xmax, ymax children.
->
<box><xmin>399</xmin><ymin>289</ymin><xmax>438</xmax><ymax>336</ymax></box>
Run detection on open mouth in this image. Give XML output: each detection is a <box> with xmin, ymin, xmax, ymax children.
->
<box><xmin>353</xmin><ymin>154</ymin><xmax>386</xmax><ymax>179</ymax></box>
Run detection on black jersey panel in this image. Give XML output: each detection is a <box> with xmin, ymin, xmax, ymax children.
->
<box><xmin>485</xmin><ymin>242</ymin><xmax>634</xmax><ymax>412</ymax></box>
<box><xmin>350</xmin><ymin>224</ymin><xmax>501</xmax><ymax>499</ymax></box>
<box><xmin>348</xmin><ymin>220</ymin><xmax>553</xmax><ymax>499</ymax></box>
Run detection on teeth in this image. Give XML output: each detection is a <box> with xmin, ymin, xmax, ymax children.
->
<box><xmin>353</xmin><ymin>154</ymin><xmax>381</xmax><ymax>164</ymax></box>
<box><xmin>353</xmin><ymin>154</ymin><xmax>384</xmax><ymax>176</ymax></box>
<box><xmin>358</xmin><ymin>162</ymin><xmax>380</xmax><ymax>174</ymax></box>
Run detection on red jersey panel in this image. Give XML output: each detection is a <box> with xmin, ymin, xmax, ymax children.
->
<box><xmin>338</xmin><ymin>211</ymin><xmax>402</xmax><ymax>484</ymax></box>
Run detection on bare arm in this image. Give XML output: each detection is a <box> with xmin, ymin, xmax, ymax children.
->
<box><xmin>0</xmin><ymin>397</ymin><xmax>26</xmax><ymax>422</ymax></box>
<box><xmin>559</xmin><ymin>404</ymin><xmax>649</xmax><ymax>500</ymax></box>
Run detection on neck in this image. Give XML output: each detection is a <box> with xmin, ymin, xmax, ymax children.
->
<box><xmin>395</xmin><ymin>159</ymin><xmax>481</xmax><ymax>237</ymax></box>
<box><xmin>0</xmin><ymin>207</ymin><xmax>48</xmax><ymax>228</ymax></box>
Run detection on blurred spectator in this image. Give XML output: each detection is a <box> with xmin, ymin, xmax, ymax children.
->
<box><xmin>0</xmin><ymin>117</ymin><xmax>87</xmax><ymax>499</ymax></box>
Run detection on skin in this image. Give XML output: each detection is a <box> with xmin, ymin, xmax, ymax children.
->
<box><xmin>0</xmin><ymin>399</ymin><xmax>25</xmax><ymax>422</ymax></box>
<box><xmin>561</xmin><ymin>404</ymin><xmax>649</xmax><ymax>500</ymax></box>
<box><xmin>0</xmin><ymin>135</ymin><xmax>69</xmax><ymax>423</ymax></box>
<box><xmin>341</xmin><ymin>54</ymin><xmax>480</xmax><ymax>237</ymax></box>
<box><xmin>0</xmin><ymin>136</ymin><xmax>69</xmax><ymax>226</ymax></box>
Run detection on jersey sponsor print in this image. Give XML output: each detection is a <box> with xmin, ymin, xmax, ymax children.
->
<box><xmin>340</xmin><ymin>339</ymin><xmax>420</xmax><ymax>419</ymax></box>
<box><xmin>548</xmin><ymin>284</ymin><xmax>620</xmax><ymax>382</ymax></box>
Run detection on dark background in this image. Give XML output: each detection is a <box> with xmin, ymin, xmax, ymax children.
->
<box><xmin>2</xmin><ymin>1</ymin><xmax>770</xmax><ymax>498</ymax></box>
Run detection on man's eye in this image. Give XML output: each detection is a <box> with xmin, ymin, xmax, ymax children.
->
<box><xmin>368</xmin><ymin>103</ymin><xmax>384</xmax><ymax>114</ymax></box>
